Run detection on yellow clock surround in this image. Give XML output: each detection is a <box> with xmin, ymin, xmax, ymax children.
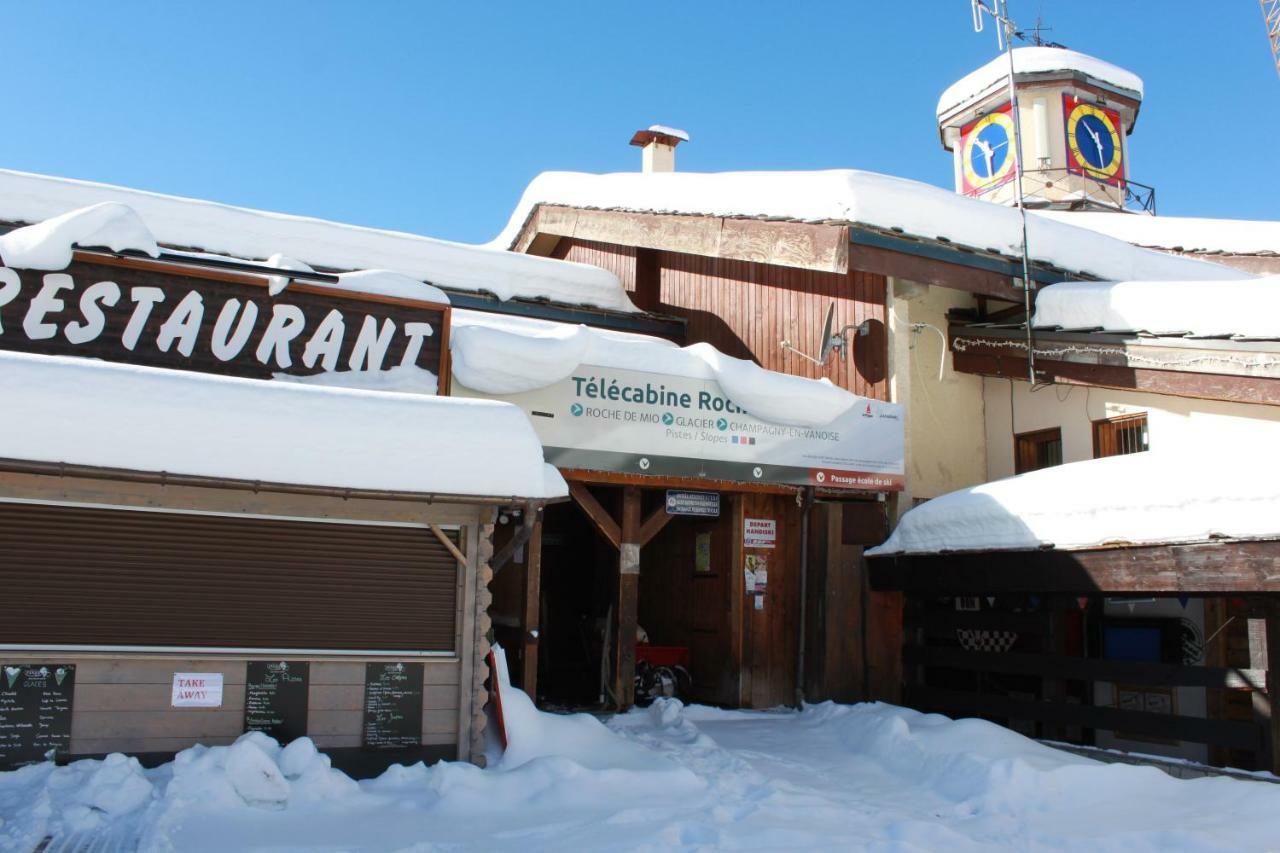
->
<box><xmin>1065</xmin><ymin>100</ymin><xmax>1124</xmax><ymax>182</ymax></box>
<box><xmin>960</xmin><ymin>109</ymin><xmax>1017</xmax><ymax>193</ymax></box>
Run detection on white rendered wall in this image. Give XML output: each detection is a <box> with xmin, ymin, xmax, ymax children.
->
<box><xmin>888</xmin><ymin>279</ymin><xmax>987</xmax><ymax>516</ymax></box>
<box><xmin>982</xmin><ymin>377</ymin><xmax>1280</xmax><ymax>482</ymax></box>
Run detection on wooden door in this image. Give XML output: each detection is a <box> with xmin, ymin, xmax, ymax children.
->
<box><xmin>689</xmin><ymin>515</ymin><xmax>737</xmax><ymax>705</ymax></box>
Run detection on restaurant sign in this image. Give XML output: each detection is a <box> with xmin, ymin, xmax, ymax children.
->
<box><xmin>0</xmin><ymin>257</ymin><xmax>449</xmax><ymax>388</ymax></box>
<box><xmin>456</xmin><ymin>363</ymin><xmax>904</xmax><ymax>491</ymax></box>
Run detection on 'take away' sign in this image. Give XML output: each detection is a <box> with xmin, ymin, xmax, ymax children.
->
<box><xmin>0</xmin><ymin>256</ymin><xmax>450</xmax><ymax>387</ymax></box>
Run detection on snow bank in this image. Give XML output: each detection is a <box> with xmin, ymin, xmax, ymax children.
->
<box><xmin>0</xmin><ymin>202</ymin><xmax>158</xmax><ymax>270</ymax></box>
<box><xmin>493</xmin><ymin>170</ymin><xmax>1244</xmax><ymax>283</ymax></box>
<box><xmin>867</xmin><ymin>451</ymin><xmax>1280</xmax><ymax>556</ymax></box>
<box><xmin>0</xmin><ymin>350</ymin><xmax>566</xmax><ymax>499</ymax></box>
<box><xmin>492</xmin><ymin>645</ymin><xmax>698</xmax><ymax>778</ymax></box>
<box><xmin>0</xmin><ymin>168</ymin><xmax>637</xmax><ymax>312</ymax></box>
<box><xmin>451</xmin><ymin>309</ymin><xmax>858</xmax><ymax>427</ymax></box>
<box><xmin>1032</xmin><ymin>276</ymin><xmax>1280</xmax><ymax>337</ymax></box>
<box><xmin>937</xmin><ymin>46</ymin><xmax>1144</xmax><ymax>120</ymax></box>
<box><xmin>1037</xmin><ymin>210</ymin><xmax>1280</xmax><ymax>256</ymax></box>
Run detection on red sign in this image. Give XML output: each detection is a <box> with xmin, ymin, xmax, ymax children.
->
<box><xmin>809</xmin><ymin>469</ymin><xmax>904</xmax><ymax>492</ymax></box>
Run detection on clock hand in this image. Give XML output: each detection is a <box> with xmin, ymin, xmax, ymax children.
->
<box><xmin>974</xmin><ymin>138</ymin><xmax>995</xmax><ymax>176</ymax></box>
<box><xmin>1087</xmin><ymin>125</ymin><xmax>1105</xmax><ymax>165</ymax></box>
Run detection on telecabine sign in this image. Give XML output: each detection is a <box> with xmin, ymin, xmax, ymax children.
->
<box><xmin>0</xmin><ymin>258</ymin><xmax>450</xmax><ymax>385</ymax></box>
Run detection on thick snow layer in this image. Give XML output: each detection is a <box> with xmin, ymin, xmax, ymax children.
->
<box><xmin>937</xmin><ymin>46</ymin><xmax>1144</xmax><ymax>119</ymax></box>
<box><xmin>1032</xmin><ymin>276</ymin><xmax>1280</xmax><ymax>337</ymax></box>
<box><xmin>0</xmin><ymin>169</ymin><xmax>637</xmax><ymax>312</ymax></box>
<box><xmin>493</xmin><ymin>170</ymin><xmax>1245</xmax><ymax>283</ymax></box>
<box><xmin>331</xmin><ymin>269</ymin><xmax>450</xmax><ymax>305</ymax></box>
<box><xmin>1038</xmin><ymin>210</ymin><xmax>1280</xmax><ymax>256</ymax></box>
<box><xmin>451</xmin><ymin>309</ymin><xmax>857</xmax><ymax>427</ymax></box>
<box><xmin>0</xmin><ymin>350</ymin><xmax>566</xmax><ymax>499</ymax></box>
<box><xmin>868</xmin><ymin>451</ymin><xmax>1280</xmax><ymax>556</ymax></box>
<box><xmin>0</xmin><ymin>202</ymin><xmax>158</xmax><ymax>270</ymax></box>
<box><xmin>5</xmin><ymin>700</ymin><xmax>1279</xmax><ymax>851</ymax></box>
<box><xmin>647</xmin><ymin>124</ymin><xmax>690</xmax><ymax>141</ymax></box>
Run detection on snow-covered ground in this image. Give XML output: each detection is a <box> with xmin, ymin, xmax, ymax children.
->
<box><xmin>4</xmin><ymin>696</ymin><xmax>1279</xmax><ymax>852</ymax></box>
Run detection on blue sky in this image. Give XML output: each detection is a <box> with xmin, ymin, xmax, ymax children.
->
<box><xmin>5</xmin><ymin>1</ymin><xmax>1275</xmax><ymax>243</ymax></box>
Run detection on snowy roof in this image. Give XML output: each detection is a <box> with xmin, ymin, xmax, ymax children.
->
<box><xmin>493</xmin><ymin>170</ymin><xmax>1246</xmax><ymax>283</ymax></box>
<box><xmin>1032</xmin><ymin>275</ymin><xmax>1280</xmax><ymax>338</ymax></box>
<box><xmin>0</xmin><ymin>350</ymin><xmax>567</xmax><ymax>500</ymax></box>
<box><xmin>0</xmin><ymin>168</ymin><xmax>637</xmax><ymax>313</ymax></box>
<box><xmin>646</xmin><ymin>125</ymin><xmax>689</xmax><ymax>142</ymax></box>
<box><xmin>867</xmin><ymin>452</ymin><xmax>1280</xmax><ymax>556</ymax></box>
<box><xmin>937</xmin><ymin>47</ymin><xmax>1144</xmax><ymax>121</ymax></box>
<box><xmin>450</xmin><ymin>309</ymin><xmax>858</xmax><ymax>427</ymax></box>
<box><xmin>1037</xmin><ymin>210</ymin><xmax>1280</xmax><ymax>257</ymax></box>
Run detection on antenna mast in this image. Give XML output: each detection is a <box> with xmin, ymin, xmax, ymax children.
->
<box><xmin>1264</xmin><ymin>0</ymin><xmax>1280</xmax><ymax>79</ymax></box>
<box><xmin>971</xmin><ymin>0</ymin><xmax>1037</xmax><ymax>385</ymax></box>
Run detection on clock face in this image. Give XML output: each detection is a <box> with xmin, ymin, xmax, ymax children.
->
<box><xmin>960</xmin><ymin>105</ymin><xmax>1016</xmax><ymax>195</ymax></box>
<box><xmin>1064</xmin><ymin>96</ymin><xmax>1125</xmax><ymax>185</ymax></box>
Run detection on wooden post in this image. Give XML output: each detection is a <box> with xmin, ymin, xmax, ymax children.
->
<box><xmin>1267</xmin><ymin>601</ymin><xmax>1280</xmax><ymax>773</ymax></box>
<box><xmin>615</xmin><ymin>486</ymin><xmax>642</xmax><ymax>708</ymax></box>
<box><xmin>521</xmin><ymin>515</ymin><xmax>543</xmax><ymax>700</ymax></box>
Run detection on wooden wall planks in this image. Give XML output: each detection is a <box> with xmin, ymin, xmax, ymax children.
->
<box><xmin>554</xmin><ymin>239</ymin><xmax>888</xmax><ymax>400</ymax></box>
<box><xmin>1</xmin><ymin>655</ymin><xmax>463</xmax><ymax>755</ymax></box>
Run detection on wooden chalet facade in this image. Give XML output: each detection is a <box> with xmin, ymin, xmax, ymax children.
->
<box><xmin>496</xmin><ymin>192</ymin><xmax>1091</xmax><ymax>713</ymax></box>
<box><xmin>0</xmin><ymin>245</ymin><xmax>560</xmax><ymax>776</ymax></box>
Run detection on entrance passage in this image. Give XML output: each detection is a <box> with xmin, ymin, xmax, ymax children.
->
<box><xmin>532</xmin><ymin>486</ymin><xmax>738</xmax><ymax>710</ymax></box>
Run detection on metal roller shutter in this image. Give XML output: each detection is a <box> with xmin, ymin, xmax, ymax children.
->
<box><xmin>0</xmin><ymin>502</ymin><xmax>459</xmax><ymax>652</ymax></box>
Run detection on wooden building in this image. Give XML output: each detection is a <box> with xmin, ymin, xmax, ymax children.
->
<box><xmin>490</xmin><ymin>153</ymin><xmax>1232</xmax><ymax>711</ymax></box>
<box><xmin>0</xmin><ymin>239</ymin><xmax>565</xmax><ymax>776</ymax></box>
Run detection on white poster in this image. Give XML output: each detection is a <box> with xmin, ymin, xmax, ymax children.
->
<box><xmin>171</xmin><ymin>672</ymin><xmax>224</xmax><ymax>708</ymax></box>
<box><xmin>456</xmin><ymin>363</ymin><xmax>903</xmax><ymax>491</ymax></box>
<box><xmin>744</xmin><ymin>518</ymin><xmax>777</xmax><ymax>549</ymax></box>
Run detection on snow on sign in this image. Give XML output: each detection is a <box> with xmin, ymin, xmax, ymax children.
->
<box><xmin>744</xmin><ymin>518</ymin><xmax>777</xmax><ymax>549</ymax></box>
<box><xmin>171</xmin><ymin>672</ymin><xmax>224</xmax><ymax>708</ymax></box>
<box><xmin>0</xmin><ymin>258</ymin><xmax>449</xmax><ymax>390</ymax></box>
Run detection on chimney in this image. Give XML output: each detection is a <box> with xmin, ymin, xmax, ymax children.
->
<box><xmin>629</xmin><ymin>125</ymin><xmax>689</xmax><ymax>173</ymax></box>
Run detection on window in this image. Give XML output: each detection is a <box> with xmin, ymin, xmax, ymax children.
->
<box><xmin>1093</xmin><ymin>413</ymin><xmax>1149</xmax><ymax>458</ymax></box>
<box><xmin>1015</xmin><ymin>427</ymin><xmax>1063</xmax><ymax>474</ymax></box>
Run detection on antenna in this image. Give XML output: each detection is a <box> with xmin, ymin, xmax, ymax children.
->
<box><xmin>968</xmin><ymin>0</ymin><xmax>1038</xmax><ymax>386</ymax></box>
<box><xmin>817</xmin><ymin>303</ymin><xmax>837</xmax><ymax>363</ymax></box>
<box><xmin>779</xmin><ymin>302</ymin><xmax>869</xmax><ymax>366</ymax></box>
<box><xmin>1263</xmin><ymin>0</ymin><xmax>1280</xmax><ymax>80</ymax></box>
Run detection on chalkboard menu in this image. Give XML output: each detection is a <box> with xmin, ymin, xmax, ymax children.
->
<box><xmin>362</xmin><ymin>662</ymin><xmax>423</xmax><ymax>750</ymax></box>
<box><xmin>0</xmin><ymin>663</ymin><xmax>74</xmax><ymax>770</ymax></box>
<box><xmin>245</xmin><ymin>661</ymin><xmax>309</xmax><ymax>743</ymax></box>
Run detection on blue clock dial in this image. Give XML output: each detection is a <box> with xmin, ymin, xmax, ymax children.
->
<box><xmin>1073</xmin><ymin>114</ymin><xmax>1115</xmax><ymax>169</ymax></box>
<box><xmin>968</xmin><ymin>122</ymin><xmax>1010</xmax><ymax>179</ymax></box>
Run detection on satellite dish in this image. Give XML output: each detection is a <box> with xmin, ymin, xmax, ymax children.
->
<box><xmin>817</xmin><ymin>302</ymin><xmax>838</xmax><ymax>363</ymax></box>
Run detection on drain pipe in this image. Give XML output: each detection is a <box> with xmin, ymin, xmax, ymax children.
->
<box><xmin>794</xmin><ymin>487</ymin><xmax>815</xmax><ymax>708</ymax></box>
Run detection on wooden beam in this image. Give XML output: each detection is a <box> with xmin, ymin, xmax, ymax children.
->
<box><xmin>850</xmin><ymin>242</ymin><xmax>1023</xmax><ymax>301</ymax></box>
<box><xmin>568</xmin><ymin>482</ymin><xmax>621</xmax><ymax>551</ymax></box>
<box><xmin>521</xmin><ymin>517</ymin><xmax>543</xmax><ymax>700</ymax></box>
<box><xmin>869</xmin><ymin>540</ymin><xmax>1280</xmax><ymax>594</ymax></box>
<box><xmin>953</xmin><ymin>349</ymin><xmax>1280</xmax><ymax>407</ymax></box>
<box><xmin>908</xmin><ymin>685</ymin><xmax>1263</xmax><ymax>751</ymax></box>
<box><xmin>429</xmin><ymin>525</ymin><xmax>468</xmax><ymax>567</ymax></box>
<box><xmin>518</xmin><ymin>205</ymin><xmax>850</xmax><ymax>274</ymax></box>
<box><xmin>559</xmin><ymin>467</ymin><xmax>800</xmax><ymax>496</ymax></box>
<box><xmin>491</xmin><ymin>511</ymin><xmax>536</xmax><ymax>574</ymax></box>
<box><xmin>1268</xmin><ymin>601</ymin><xmax>1280</xmax><ymax>773</ymax></box>
<box><xmin>904</xmin><ymin>643</ymin><xmax>1267</xmax><ymax>690</ymax></box>
<box><xmin>637</xmin><ymin>504</ymin><xmax>674</xmax><ymax>548</ymax></box>
<box><xmin>615</xmin><ymin>486</ymin><xmax>642</xmax><ymax>709</ymax></box>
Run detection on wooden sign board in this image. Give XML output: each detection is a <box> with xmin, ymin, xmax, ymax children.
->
<box><xmin>245</xmin><ymin>661</ymin><xmax>310</xmax><ymax>744</ymax></box>
<box><xmin>0</xmin><ymin>663</ymin><xmax>74</xmax><ymax>770</ymax></box>
<box><xmin>0</xmin><ymin>255</ymin><xmax>450</xmax><ymax>391</ymax></box>
<box><xmin>362</xmin><ymin>662</ymin><xmax>423</xmax><ymax>750</ymax></box>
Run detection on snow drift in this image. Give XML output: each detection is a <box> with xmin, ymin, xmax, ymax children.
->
<box><xmin>450</xmin><ymin>309</ymin><xmax>859</xmax><ymax>428</ymax></box>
